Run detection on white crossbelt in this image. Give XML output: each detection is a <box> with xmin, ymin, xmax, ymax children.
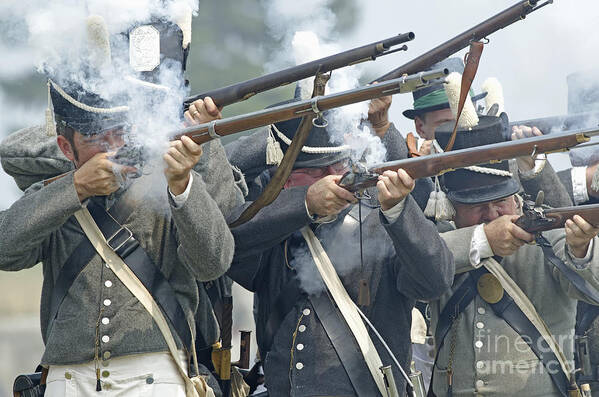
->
<box><xmin>74</xmin><ymin>208</ymin><xmax>215</xmax><ymax>397</ymax></box>
<box><xmin>300</xmin><ymin>226</ymin><xmax>388</xmax><ymax>396</ymax></box>
<box><xmin>484</xmin><ymin>257</ymin><xmax>573</xmax><ymax>377</ymax></box>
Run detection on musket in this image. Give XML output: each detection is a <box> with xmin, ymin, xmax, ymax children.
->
<box><xmin>173</xmin><ymin>68</ymin><xmax>448</xmax><ymax>146</ymax></box>
<box><xmin>374</xmin><ymin>0</ymin><xmax>552</xmax><ymax>83</ymax></box>
<box><xmin>183</xmin><ymin>32</ymin><xmax>415</xmax><ymax>109</ymax></box>
<box><xmin>511</xmin><ymin>111</ymin><xmax>599</xmax><ymax>134</ymax></box>
<box><xmin>338</xmin><ymin>126</ymin><xmax>599</xmax><ymax>192</ymax></box>
<box><xmin>515</xmin><ymin>200</ymin><xmax>599</xmax><ymax>233</ymax></box>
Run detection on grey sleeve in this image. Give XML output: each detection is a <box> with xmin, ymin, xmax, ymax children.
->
<box><xmin>519</xmin><ymin>162</ymin><xmax>573</xmax><ymax>208</ymax></box>
<box><xmin>230</xmin><ymin>186</ymin><xmax>312</xmax><ymax>259</ymax></box>
<box><xmin>225</xmin><ymin>128</ymin><xmax>270</xmax><ymax>183</ymax></box>
<box><xmin>0</xmin><ymin>173</ymin><xmax>82</xmax><ymax>271</ymax></box>
<box><xmin>380</xmin><ymin>123</ymin><xmax>408</xmax><ymax>162</ymax></box>
<box><xmin>440</xmin><ymin>225</ymin><xmax>480</xmax><ymax>274</ymax></box>
<box><xmin>381</xmin><ymin>195</ymin><xmax>455</xmax><ymax>300</ymax></box>
<box><xmin>170</xmin><ymin>170</ymin><xmax>234</xmax><ymax>281</ymax></box>
<box><xmin>193</xmin><ymin>140</ymin><xmax>246</xmax><ymax>219</ymax></box>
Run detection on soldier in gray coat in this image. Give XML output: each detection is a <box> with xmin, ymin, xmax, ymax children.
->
<box><xmin>0</xmin><ymin>76</ymin><xmax>234</xmax><ymax>396</ymax></box>
<box><xmin>429</xmin><ymin>116</ymin><xmax>599</xmax><ymax>397</ymax></box>
<box><xmin>225</xmin><ymin>100</ymin><xmax>455</xmax><ymax>396</ymax></box>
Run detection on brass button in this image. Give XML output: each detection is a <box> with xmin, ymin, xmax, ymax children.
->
<box><xmin>104</xmin><ymin>280</ymin><xmax>113</xmax><ymax>288</ymax></box>
<box><xmin>64</xmin><ymin>372</ymin><xmax>72</xmax><ymax>380</ymax></box>
<box><xmin>298</xmin><ymin>325</ymin><xmax>306</xmax><ymax>333</ymax></box>
<box><xmin>102</xmin><ymin>370</ymin><xmax>110</xmax><ymax>378</ymax></box>
<box><xmin>103</xmin><ymin>351</ymin><xmax>111</xmax><ymax>360</ymax></box>
<box><xmin>102</xmin><ymin>335</ymin><xmax>110</xmax><ymax>343</ymax></box>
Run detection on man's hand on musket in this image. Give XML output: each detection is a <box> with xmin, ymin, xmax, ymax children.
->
<box><xmin>484</xmin><ymin>215</ymin><xmax>534</xmax><ymax>256</ymax></box>
<box><xmin>184</xmin><ymin>97</ymin><xmax>222</xmax><ymax>125</ymax></box>
<box><xmin>565</xmin><ymin>215</ymin><xmax>599</xmax><ymax>258</ymax></box>
<box><xmin>164</xmin><ymin>136</ymin><xmax>203</xmax><ymax>196</ymax></box>
<box><xmin>73</xmin><ymin>152</ymin><xmax>137</xmax><ymax>202</ymax></box>
<box><xmin>368</xmin><ymin>93</ymin><xmax>392</xmax><ymax>138</ymax></box>
<box><xmin>511</xmin><ymin>125</ymin><xmax>543</xmax><ymax>171</ymax></box>
<box><xmin>306</xmin><ymin>175</ymin><xmax>358</xmax><ymax>217</ymax></box>
<box><xmin>377</xmin><ymin>169</ymin><xmax>415</xmax><ymax>211</ymax></box>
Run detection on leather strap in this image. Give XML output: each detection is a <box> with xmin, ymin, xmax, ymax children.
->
<box><xmin>577</xmin><ymin>303</ymin><xmax>599</xmax><ymax>335</ymax></box>
<box><xmin>310</xmin><ymin>292</ymin><xmax>380</xmax><ymax>396</ymax></box>
<box><xmin>443</xmin><ymin>41</ymin><xmax>484</xmax><ymax>152</ymax></box>
<box><xmin>47</xmin><ymin>196</ymin><xmax>136</xmax><ymax>339</ymax></box>
<box><xmin>406</xmin><ymin>132</ymin><xmax>421</xmax><ymax>158</ymax></box>
<box><xmin>537</xmin><ymin>233</ymin><xmax>599</xmax><ymax>304</ymax></box>
<box><xmin>84</xmin><ymin>198</ymin><xmax>195</xmax><ymax>351</ymax></box>
<box><xmin>229</xmin><ymin>73</ymin><xmax>330</xmax><ymax>228</ymax></box>
<box><xmin>73</xmin><ymin>207</ymin><xmax>215</xmax><ymax>397</ymax></box>
<box><xmin>432</xmin><ymin>264</ymin><xmax>570</xmax><ymax>397</ymax></box>
<box><xmin>301</xmin><ymin>226</ymin><xmax>388</xmax><ymax>396</ymax></box>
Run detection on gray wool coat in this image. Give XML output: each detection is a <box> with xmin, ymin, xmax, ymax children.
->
<box><xmin>430</xmin><ymin>165</ymin><xmax>599</xmax><ymax>397</ymax></box>
<box><xmin>0</xmin><ymin>126</ymin><xmax>240</xmax><ymax>366</ymax></box>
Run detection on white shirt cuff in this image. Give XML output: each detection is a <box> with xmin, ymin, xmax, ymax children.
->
<box><xmin>572</xmin><ymin>166</ymin><xmax>589</xmax><ymax>204</ymax></box>
<box><xmin>469</xmin><ymin>224</ymin><xmax>494</xmax><ymax>267</ymax></box>
<box><xmin>381</xmin><ymin>198</ymin><xmax>406</xmax><ymax>223</ymax></box>
<box><xmin>569</xmin><ymin>239</ymin><xmax>594</xmax><ymax>268</ymax></box>
<box><xmin>169</xmin><ymin>173</ymin><xmax>193</xmax><ymax>208</ymax></box>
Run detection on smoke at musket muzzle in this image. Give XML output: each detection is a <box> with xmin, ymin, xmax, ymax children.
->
<box><xmin>2</xmin><ymin>0</ymin><xmax>198</xmax><ymax>172</ymax></box>
<box><xmin>263</xmin><ymin>0</ymin><xmax>388</xmax><ymax>166</ymax></box>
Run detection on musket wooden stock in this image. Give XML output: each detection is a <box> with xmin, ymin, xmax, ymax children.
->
<box><xmin>374</xmin><ymin>0</ymin><xmax>550</xmax><ymax>83</ymax></box>
<box><xmin>184</xmin><ymin>32</ymin><xmax>415</xmax><ymax>109</ymax></box>
<box><xmin>173</xmin><ymin>68</ymin><xmax>449</xmax><ymax>145</ymax></box>
<box><xmin>338</xmin><ymin>127</ymin><xmax>599</xmax><ymax>192</ymax></box>
<box><xmin>515</xmin><ymin>204</ymin><xmax>599</xmax><ymax>233</ymax></box>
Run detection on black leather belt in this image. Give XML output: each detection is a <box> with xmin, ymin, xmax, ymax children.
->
<box><xmin>48</xmin><ymin>197</ymin><xmax>196</xmax><ymax>352</ymax></box>
<box><xmin>432</xmin><ymin>263</ymin><xmax>569</xmax><ymax>397</ymax></box>
<box><xmin>310</xmin><ymin>292</ymin><xmax>381</xmax><ymax>396</ymax></box>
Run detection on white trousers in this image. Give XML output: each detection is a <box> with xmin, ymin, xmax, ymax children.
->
<box><xmin>45</xmin><ymin>351</ymin><xmax>187</xmax><ymax>397</ymax></box>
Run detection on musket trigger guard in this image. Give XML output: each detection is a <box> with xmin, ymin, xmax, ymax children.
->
<box><xmin>531</xmin><ymin>144</ymin><xmax>538</xmax><ymax>159</ymax></box>
<box><xmin>482</xmin><ymin>37</ymin><xmax>490</xmax><ymax>44</ymax></box>
<box><xmin>310</xmin><ymin>97</ymin><xmax>328</xmax><ymax>128</ymax></box>
<box><xmin>208</xmin><ymin>120</ymin><xmax>221</xmax><ymax>139</ymax></box>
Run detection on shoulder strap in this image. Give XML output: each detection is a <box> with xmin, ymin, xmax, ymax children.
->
<box><xmin>300</xmin><ymin>226</ymin><xmax>387</xmax><ymax>396</ymax></box>
<box><xmin>84</xmin><ymin>198</ymin><xmax>195</xmax><ymax>351</ymax></box>
<box><xmin>483</xmin><ymin>257</ymin><xmax>572</xmax><ymax>395</ymax></box>
<box><xmin>74</xmin><ymin>208</ymin><xmax>215</xmax><ymax>397</ymax></box>
<box><xmin>537</xmin><ymin>234</ymin><xmax>599</xmax><ymax>304</ymax></box>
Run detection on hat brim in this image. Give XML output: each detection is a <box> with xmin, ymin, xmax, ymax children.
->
<box><xmin>402</xmin><ymin>92</ymin><xmax>488</xmax><ymax>120</ymax></box>
<box><xmin>447</xmin><ymin>178</ymin><xmax>520</xmax><ymax>205</ymax></box>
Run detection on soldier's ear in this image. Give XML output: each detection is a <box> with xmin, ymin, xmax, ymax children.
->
<box><xmin>57</xmin><ymin>135</ymin><xmax>77</xmax><ymax>162</ymax></box>
<box><xmin>414</xmin><ymin>116</ymin><xmax>426</xmax><ymax>138</ymax></box>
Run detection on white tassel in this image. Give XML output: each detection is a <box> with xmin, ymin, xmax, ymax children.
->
<box><xmin>482</xmin><ymin>77</ymin><xmax>505</xmax><ymax>115</ymax></box>
<box><xmin>445</xmin><ymin>72</ymin><xmax>479</xmax><ymax>129</ymax></box>
<box><xmin>266</xmin><ymin>127</ymin><xmax>284</xmax><ymax>165</ymax></box>
<box><xmin>46</xmin><ymin>82</ymin><xmax>56</xmax><ymax>136</ymax></box>
<box><xmin>424</xmin><ymin>190</ymin><xmax>438</xmax><ymax>218</ymax></box>
<box><xmin>435</xmin><ymin>190</ymin><xmax>456</xmax><ymax>221</ymax></box>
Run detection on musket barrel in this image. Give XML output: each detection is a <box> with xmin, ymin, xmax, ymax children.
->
<box><xmin>183</xmin><ymin>32</ymin><xmax>415</xmax><ymax>109</ymax></box>
<box><xmin>374</xmin><ymin>0</ymin><xmax>546</xmax><ymax>83</ymax></box>
<box><xmin>173</xmin><ymin>68</ymin><xmax>449</xmax><ymax>144</ymax></box>
<box><xmin>339</xmin><ymin>127</ymin><xmax>599</xmax><ymax>192</ymax></box>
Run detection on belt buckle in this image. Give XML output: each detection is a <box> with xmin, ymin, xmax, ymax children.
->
<box><xmin>106</xmin><ymin>226</ymin><xmax>134</xmax><ymax>252</ymax></box>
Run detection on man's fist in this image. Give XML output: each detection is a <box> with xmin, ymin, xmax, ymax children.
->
<box><xmin>164</xmin><ymin>136</ymin><xmax>203</xmax><ymax>195</ymax></box>
<box><xmin>377</xmin><ymin>169</ymin><xmax>415</xmax><ymax>211</ymax></box>
<box><xmin>368</xmin><ymin>95</ymin><xmax>392</xmax><ymax>138</ymax></box>
<box><xmin>565</xmin><ymin>215</ymin><xmax>599</xmax><ymax>258</ymax></box>
<box><xmin>483</xmin><ymin>215</ymin><xmax>534</xmax><ymax>257</ymax></box>
<box><xmin>184</xmin><ymin>97</ymin><xmax>222</xmax><ymax>125</ymax></box>
<box><xmin>306</xmin><ymin>175</ymin><xmax>357</xmax><ymax>217</ymax></box>
<box><xmin>74</xmin><ymin>152</ymin><xmax>137</xmax><ymax>202</ymax></box>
